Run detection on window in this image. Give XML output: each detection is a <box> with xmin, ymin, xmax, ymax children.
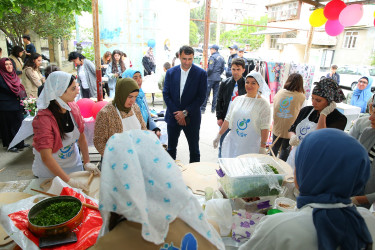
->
<box><xmin>343</xmin><ymin>31</ymin><xmax>358</xmax><ymax>49</ymax></box>
<box><xmin>268</xmin><ymin>1</ymin><xmax>299</xmax><ymax>22</ymax></box>
<box><xmin>270</xmin><ymin>35</ymin><xmax>279</xmax><ymax>49</ymax></box>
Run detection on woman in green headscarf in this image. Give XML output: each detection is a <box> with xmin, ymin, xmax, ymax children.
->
<box><xmin>94</xmin><ymin>78</ymin><xmax>146</xmax><ymax>155</ymax></box>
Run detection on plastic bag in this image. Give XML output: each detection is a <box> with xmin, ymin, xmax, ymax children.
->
<box><xmin>204</xmin><ymin>199</ymin><xmax>232</xmax><ymax>236</ymax></box>
<box><xmin>231</xmin><ymin>209</ymin><xmax>265</xmax><ymax>243</ymax></box>
<box><xmin>0</xmin><ymin>177</ymin><xmax>102</xmax><ymax>250</ymax></box>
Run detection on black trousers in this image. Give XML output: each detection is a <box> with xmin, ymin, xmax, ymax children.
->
<box><xmin>167</xmin><ymin>122</ymin><xmax>200</xmax><ymax>163</ymax></box>
<box><xmin>0</xmin><ymin>110</ymin><xmax>24</xmax><ymax>148</ymax></box>
<box><xmin>270</xmin><ymin>134</ymin><xmax>291</xmax><ymax>162</ymax></box>
<box><xmin>102</xmin><ymin>82</ymin><xmax>110</xmax><ymax>98</ymax></box>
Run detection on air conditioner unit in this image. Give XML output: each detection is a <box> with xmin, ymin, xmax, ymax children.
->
<box><xmin>276</xmin><ymin>44</ymin><xmax>284</xmax><ymax>50</ymax></box>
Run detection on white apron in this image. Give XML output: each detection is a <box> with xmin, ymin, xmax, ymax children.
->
<box><xmin>32</xmin><ymin>113</ymin><xmax>83</xmax><ymax>178</ymax></box>
<box><xmin>221</xmin><ymin>96</ymin><xmax>260</xmax><ymax>158</ymax></box>
<box><xmin>286</xmin><ymin>108</ymin><xmax>317</xmax><ymax>168</ymax></box>
<box><xmin>116</xmin><ymin>106</ymin><xmax>141</xmax><ymax>131</ymax></box>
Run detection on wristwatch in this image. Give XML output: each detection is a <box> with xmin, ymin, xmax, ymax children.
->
<box><xmin>261</xmin><ymin>141</ymin><xmax>267</xmax><ymax>146</ymax></box>
<box><xmin>182</xmin><ymin>110</ymin><xmax>188</xmax><ymax>117</ymax></box>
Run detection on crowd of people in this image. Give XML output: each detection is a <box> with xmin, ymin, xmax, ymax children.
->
<box><xmin>2</xmin><ymin>37</ymin><xmax>375</xmax><ymax>248</ymax></box>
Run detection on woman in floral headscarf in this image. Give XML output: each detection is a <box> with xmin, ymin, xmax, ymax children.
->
<box><xmin>287</xmin><ymin>78</ymin><xmax>347</xmax><ymax>168</ymax></box>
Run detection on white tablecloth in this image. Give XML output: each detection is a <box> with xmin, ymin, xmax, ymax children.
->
<box><xmin>8</xmin><ymin>116</ymin><xmax>96</xmax><ymax>149</ymax></box>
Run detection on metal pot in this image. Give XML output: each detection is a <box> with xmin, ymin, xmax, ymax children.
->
<box><xmin>28</xmin><ymin>196</ymin><xmax>83</xmax><ymax>237</ymax></box>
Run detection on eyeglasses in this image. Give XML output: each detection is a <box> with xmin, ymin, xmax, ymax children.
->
<box><xmin>358</xmin><ymin>80</ymin><xmax>368</xmax><ymax>84</ymax></box>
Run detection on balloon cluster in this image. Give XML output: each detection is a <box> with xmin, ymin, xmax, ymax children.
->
<box><xmin>309</xmin><ymin>0</ymin><xmax>364</xmax><ymax>36</ymax></box>
<box><xmin>76</xmin><ymin>98</ymin><xmax>108</xmax><ymax>119</ymax></box>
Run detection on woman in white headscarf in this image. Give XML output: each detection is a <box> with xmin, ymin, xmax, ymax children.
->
<box><xmin>213</xmin><ymin>71</ymin><xmax>271</xmax><ymax>158</ymax></box>
<box><xmin>32</xmin><ymin>71</ymin><xmax>100</xmax><ymax>190</ymax></box>
<box><xmin>92</xmin><ymin>130</ymin><xmax>224</xmax><ymax>249</ymax></box>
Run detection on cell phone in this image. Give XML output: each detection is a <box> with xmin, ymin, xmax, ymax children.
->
<box><xmin>39</xmin><ymin>231</ymin><xmax>77</xmax><ymax>248</ymax></box>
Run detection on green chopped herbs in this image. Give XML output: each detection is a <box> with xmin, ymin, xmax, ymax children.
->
<box><xmin>265</xmin><ymin>164</ymin><xmax>279</xmax><ymax>174</ymax></box>
<box><xmin>30</xmin><ymin>201</ymin><xmax>81</xmax><ymax>226</ymax></box>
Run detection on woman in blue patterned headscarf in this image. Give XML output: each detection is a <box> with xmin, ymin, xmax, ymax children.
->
<box><xmin>239</xmin><ymin>128</ymin><xmax>375</xmax><ymax>250</ymax></box>
<box><xmin>350</xmin><ymin>76</ymin><xmax>373</xmax><ymax>113</ymax></box>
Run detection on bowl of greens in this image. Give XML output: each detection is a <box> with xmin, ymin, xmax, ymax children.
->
<box><xmin>28</xmin><ymin>196</ymin><xmax>83</xmax><ymax>237</ymax></box>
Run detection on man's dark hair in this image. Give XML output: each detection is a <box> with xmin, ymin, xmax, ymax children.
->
<box><xmin>163</xmin><ymin>62</ymin><xmax>171</xmax><ymax>70</ymax></box>
<box><xmin>179</xmin><ymin>45</ymin><xmax>194</xmax><ymax>56</ymax></box>
<box><xmin>68</xmin><ymin>51</ymin><xmax>85</xmax><ymax>62</ymax></box>
<box><xmin>331</xmin><ymin>65</ymin><xmax>338</xmax><ymax>70</ymax></box>
<box><xmin>0</xmin><ymin>47</ymin><xmax>2</xmax><ymax>53</ymax></box>
<box><xmin>231</xmin><ymin>58</ymin><xmax>245</xmax><ymax>69</ymax></box>
<box><xmin>11</xmin><ymin>46</ymin><xmax>24</xmax><ymax>57</ymax></box>
<box><xmin>22</xmin><ymin>34</ymin><xmax>31</xmax><ymax>41</ymax></box>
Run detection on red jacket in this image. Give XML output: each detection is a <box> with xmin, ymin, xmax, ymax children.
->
<box><xmin>32</xmin><ymin>102</ymin><xmax>85</xmax><ymax>153</ymax></box>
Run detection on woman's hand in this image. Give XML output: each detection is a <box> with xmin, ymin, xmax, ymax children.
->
<box><xmin>289</xmin><ymin>134</ymin><xmax>300</xmax><ymax>146</ymax></box>
<box><xmin>321</xmin><ymin>102</ymin><xmax>336</xmax><ymax>117</ymax></box>
<box><xmin>213</xmin><ymin>133</ymin><xmax>221</xmax><ymax>148</ymax></box>
<box><xmin>352</xmin><ymin>196</ymin><xmax>369</xmax><ymax>205</ymax></box>
<box><xmin>259</xmin><ymin>147</ymin><xmax>267</xmax><ymax>154</ymax></box>
<box><xmin>84</xmin><ymin>163</ymin><xmax>101</xmax><ymax>176</ymax></box>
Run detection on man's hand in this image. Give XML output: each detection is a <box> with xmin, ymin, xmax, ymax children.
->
<box><xmin>174</xmin><ymin>111</ymin><xmax>186</xmax><ymax>126</ymax></box>
<box><xmin>217</xmin><ymin>119</ymin><xmax>223</xmax><ymax>127</ymax></box>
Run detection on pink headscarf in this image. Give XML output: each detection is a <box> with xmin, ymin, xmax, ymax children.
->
<box><xmin>0</xmin><ymin>58</ymin><xmax>26</xmax><ymax>98</ymax></box>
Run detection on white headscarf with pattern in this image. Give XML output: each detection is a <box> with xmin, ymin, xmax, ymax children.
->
<box><xmin>37</xmin><ymin>71</ymin><xmax>72</xmax><ymax>111</ymax></box>
<box><xmin>98</xmin><ymin>130</ymin><xmax>224</xmax><ymax>249</ymax></box>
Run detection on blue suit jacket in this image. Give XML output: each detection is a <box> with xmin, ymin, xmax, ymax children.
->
<box><xmin>163</xmin><ymin>64</ymin><xmax>207</xmax><ymax>126</ymax></box>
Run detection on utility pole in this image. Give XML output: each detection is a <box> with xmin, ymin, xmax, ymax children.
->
<box><xmin>304</xmin><ymin>26</ymin><xmax>314</xmax><ymax>64</ymax></box>
<box><xmin>203</xmin><ymin>0</ymin><xmax>211</xmax><ymax>70</ymax></box>
<box><xmin>92</xmin><ymin>0</ymin><xmax>103</xmax><ymax>101</ymax></box>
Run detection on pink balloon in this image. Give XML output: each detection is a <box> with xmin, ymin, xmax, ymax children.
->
<box><xmin>339</xmin><ymin>4</ymin><xmax>363</xmax><ymax>27</ymax></box>
<box><xmin>325</xmin><ymin>19</ymin><xmax>344</xmax><ymax>36</ymax></box>
<box><xmin>92</xmin><ymin>101</ymin><xmax>108</xmax><ymax>119</ymax></box>
<box><xmin>76</xmin><ymin>98</ymin><xmax>95</xmax><ymax>118</ymax></box>
<box><xmin>324</xmin><ymin>0</ymin><xmax>346</xmax><ymax>20</ymax></box>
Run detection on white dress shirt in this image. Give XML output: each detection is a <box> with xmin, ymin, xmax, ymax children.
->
<box><xmin>180</xmin><ymin>65</ymin><xmax>191</xmax><ymax>98</ymax></box>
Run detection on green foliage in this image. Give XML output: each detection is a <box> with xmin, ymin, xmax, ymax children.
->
<box><xmin>371</xmin><ymin>52</ymin><xmax>375</xmax><ymax>66</ymax></box>
<box><xmin>220</xmin><ymin>16</ymin><xmax>268</xmax><ymax>51</ymax></box>
<box><xmin>189</xmin><ymin>21</ymin><xmax>199</xmax><ymax>46</ymax></box>
<box><xmin>0</xmin><ymin>0</ymin><xmax>92</xmax><ymax>18</ymax></box>
<box><xmin>82</xmin><ymin>45</ymin><xmax>95</xmax><ymax>62</ymax></box>
<box><xmin>0</xmin><ymin>0</ymin><xmax>91</xmax><ymax>47</ymax></box>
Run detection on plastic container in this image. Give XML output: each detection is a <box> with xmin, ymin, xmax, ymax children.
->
<box><xmin>274</xmin><ymin>197</ymin><xmax>296</xmax><ymax>212</ymax></box>
<box><xmin>218</xmin><ymin>157</ymin><xmax>286</xmax><ymax>198</ymax></box>
<box><xmin>231</xmin><ymin>197</ymin><xmax>274</xmax><ymax>214</ymax></box>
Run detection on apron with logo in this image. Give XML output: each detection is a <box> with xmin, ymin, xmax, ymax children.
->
<box><xmin>222</xmin><ymin>96</ymin><xmax>260</xmax><ymax>158</ymax></box>
<box><xmin>116</xmin><ymin>106</ymin><xmax>142</xmax><ymax>131</ymax></box>
<box><xmin>286</xmin><ymin>108</ymin><xmax>318</xmax><ymax>168</ymax></box>
<box><xmin>33</xmin><ymin>113</ymin><xmax>83</xmax><ymax>178</ymax></box>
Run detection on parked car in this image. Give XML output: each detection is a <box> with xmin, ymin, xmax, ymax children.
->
<box><xmin>332</xmin><ymin>66</ymin><xmax>375</xmax><ymax>91</ymax></box>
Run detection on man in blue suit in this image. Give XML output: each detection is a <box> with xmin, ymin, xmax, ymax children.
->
<box><xmin>163</xmin><ymin>45</ymin><xmax>207</xmax><ymax>163</ymax></box>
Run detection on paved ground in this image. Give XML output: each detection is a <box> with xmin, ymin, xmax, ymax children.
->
<box><xmin>0</xmin><ymin>95</ymin><xmax>220</xmax><ymax>182</ymax></box>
